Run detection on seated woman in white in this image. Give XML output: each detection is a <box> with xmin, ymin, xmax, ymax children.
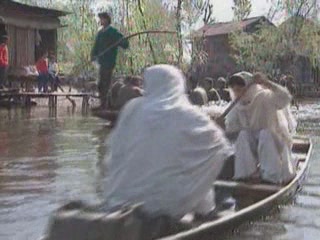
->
<box><xmin>99</xmin><ymin>64</ymin><xmax>233</xmax><ymax>218</ymax></box>
<box><xmin>225</xmin><ymin>72</ymin><xmax>296</xmax><ymax>184</ymax></box>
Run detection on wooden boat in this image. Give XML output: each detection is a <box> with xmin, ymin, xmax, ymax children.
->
<box><xmin>91</xmin><ymin>108</ymin><xmax>119</xmax><ymax>124</ymax></box>
<box><xmin>41</xmin><ymin>137</ymin><xmax>312</xmax><ymax>240</ymax></box>
<box><xmin>159</xmin><ymin>137</ymin><xmax>312</xmax><ymax>240</ymax></box>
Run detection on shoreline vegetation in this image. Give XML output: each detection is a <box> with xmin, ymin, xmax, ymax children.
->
<box><xmin>12</xmin><ymin>0</ymin><xmax>320</xmax><ymax>91</ymax></box>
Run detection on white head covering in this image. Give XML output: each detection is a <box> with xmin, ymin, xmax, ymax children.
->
<box><xmin>101</xmin><ymin>64</ymin><xmax>233</xmax><ymax>217</ymax></box>
<box><xmin>141</xmin><ymin>65</ymin><xmax>190</xmax><ymax>125</ymax></box>
<box><xmin>229</xmin><ymin>71</ymin><xmax>264</xmax><ymax>103</ymax></box>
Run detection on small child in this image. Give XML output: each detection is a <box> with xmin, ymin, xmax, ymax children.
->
<box><xmin>36</xmin><ymin>51</ymin><xmax>49</xmax><ymax>93</ymax></box>
<box><xmin>0</xmin><ymin>35</ymin><xmax>9</xmax><ymax>89</ymax></box>
<box><xmin>48</xmin><ymin>54</ymin><xmax>60</xmax><ymax>91</ymax></box>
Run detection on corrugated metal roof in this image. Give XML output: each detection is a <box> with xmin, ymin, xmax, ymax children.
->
<box><xmin>0</xmin><ymin>0</ymin><xmax>69</xmax><ymax>17</ymax></box>
<box><xmin>194</xmin><ymin>16</ymin><xmax>273</xmax><ymax>37</ymax></box>
<box><xmin>0</xmin><ymin>0</ymin><xmax>69</xmax><ymax>29</ymax></box>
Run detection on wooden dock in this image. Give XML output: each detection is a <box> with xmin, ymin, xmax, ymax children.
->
<box><xmin>0</xmin><ymin>90</ymin><xmax>92</xmax><ymax>110</ymax></box>
<box><xmin>0</xmin><ymin>88</ymin><xmax>20</xmax><ymax>96</ymax></box>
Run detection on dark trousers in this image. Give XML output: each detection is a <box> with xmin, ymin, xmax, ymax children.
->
<box><xmin>49</xmin><ymin>73</ymin><xmax>60</xmax><ymax>91</ymax></box>
<box><xmin>98</xmin><ymin>67</ymin><xmax>114</xmax><ymax>108</ymax></box>
<box><xmin>38</xmin><ymin>73</ymin><xmax>49</xmax><ymax>93</ymax></box>
<box><xmin>0</xmin><ymin>66</ymin><xmax>7</xmax><ymax>88</ymax></box>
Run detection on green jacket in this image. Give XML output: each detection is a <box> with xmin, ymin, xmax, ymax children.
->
<box><xmin>91</xmin><ymin>26</ymin><xmax>129</xmax><ymax>69</ymax></box>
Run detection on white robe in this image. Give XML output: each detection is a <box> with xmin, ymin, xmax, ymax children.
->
<box><xmin>226</xmin><ymin>72</ymin><xmax>296</xmax><ymax>184</ymax></box>
<box><xmin>100</xmin><ymin>65</ymin><xmax>233</xmax><ymax>218</ymax></box>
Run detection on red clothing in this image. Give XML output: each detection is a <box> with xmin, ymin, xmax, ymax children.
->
<box><xmin>0</xmin><ymin>44</ymin><xmax>8</xmax><ymax>67</ymax></box>
<box><xmin>36</xmin><ymin>58</ymin><xmax>49</xmax><ymax>74</ymax></box>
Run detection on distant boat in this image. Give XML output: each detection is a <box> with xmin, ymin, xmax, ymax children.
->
<box><xmin>91</xmin><ymin>108</ymin><xmax>119</xmax><ymax>125</ymax></box>
<box><xmin>41</xmin><ymin>137</ymin><xmax>312</xmax><ymax>240</ymax></box>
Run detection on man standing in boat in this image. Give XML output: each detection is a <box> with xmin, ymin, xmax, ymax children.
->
<box><xmin>91</xmin><ymin>12</ymin><xmax>129</xmax><ymax>109</ymax></box>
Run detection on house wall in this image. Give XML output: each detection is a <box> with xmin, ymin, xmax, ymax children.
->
<box><xmin>6</xmin><ymin>25</ymin><xmax>17</xmax><ymax>67</ymax></box>
<box><xmin>6</xmin><ymin>24</ymin><xmax>57</xmax><ymax>68</ymax></box>
<box><xmin>0</xmin><ymin>23</ymin><xmax>6</xmax><ymax>37</ymax></box>
<box><xmin>7</xmin><ymin>25</ymin><xmax>36</xmax><ymax>67</ymax></box>
<box><xmin>37</xmin><ymin>29</ymin><xmax>57</xmax><ymax>60</ymax></box>
<box><xmin>203</xmin><ymin>35</ymin><xmax>238</xmax><ymax>79</ymax></box>
<box><xmin>16</xmin><ymin>27</ymin><xmax>36</xmax><ymax>67</ymax></box>
<box><xmin>194</xmin><ymin>19</ymin><xmax>276</xmax><ymax>81</ymax></box>
<box><xmin>0</xmin><ymin>3</ymin><xmax>61</xmax><ymax>68</ymax></box>
<box><xmin>280</xmin><ymin>55</ymin><xmax>313</xmax><ymax>84</ymax></box>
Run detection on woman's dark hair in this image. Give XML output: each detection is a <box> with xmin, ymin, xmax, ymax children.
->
<box><xmin>125</xmin><ymin>75</ymin><xmax>143</xmax><ymax>86</ymax></box>
<box><xmin>228</xmin><ymin>75</ymin><xmax>246</xmax><ymax>88</ymax></box>
<box><xmin>98</xmin><ymin>12</ymin><xmax>111</xmax><ymax>24</ymax></box>
<box><xmin>0</xmin><ymin>35</ymin><xmax>8</xmax><ymax>43</ymax></box>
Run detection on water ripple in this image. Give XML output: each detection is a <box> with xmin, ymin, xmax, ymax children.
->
<box><xmin>0</xmin><ymin>101</ymin><xmax>319</xmax><ymax>240</ymax></box>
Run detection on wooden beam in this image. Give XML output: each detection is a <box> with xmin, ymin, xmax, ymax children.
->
<box><xmin>214</xmin><ymin>180</ymin><xmax>281</xmax><ymax>193</ymax></box>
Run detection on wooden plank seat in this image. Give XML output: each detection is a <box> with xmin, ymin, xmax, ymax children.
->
<box><xmin>214</xmin><ymin>180</ymin><xmax>282</xmax><ymax>194</ymax></box>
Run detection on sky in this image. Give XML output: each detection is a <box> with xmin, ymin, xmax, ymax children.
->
<box><xmin>92</xmin><ymin>0</ymin><xmax>297</xmax><ymax>25</ymax></box>
<box><xmin>211</xmin><ymin>0</ymin><xmax>272</xmax><ymax>22</ymax></box>
<box><xmin>94</xmin><ymin>0</ymin><xmax>274</xmax><ymax>23</ymax></box>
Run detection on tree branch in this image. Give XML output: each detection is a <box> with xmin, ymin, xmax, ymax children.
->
<box><xmin>137</xmin><ymin>0</ymin><xmax>158</xmax><ymax>64</ymax></box>
<box><xmin>93</xmin><ymin>30</ymin><xmax>177</xmax><ymax>60</ymax></box>
<box><xmin>176</xmin><ymin>0</ymin><xmax>183</xmax><ymax>65</ymax></box>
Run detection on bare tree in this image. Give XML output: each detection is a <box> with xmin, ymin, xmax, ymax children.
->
<box><xmin>176</xmin><ymin>0</ymin><xmax>184</xmax><ymax>65</ymax></box>
<box><xmin>232</xmin><ymin>0</ymin><xmax>252</xmax><ymax>21</ymax></box>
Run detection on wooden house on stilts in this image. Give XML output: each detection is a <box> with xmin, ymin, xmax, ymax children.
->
<box><xmin>0</xmin><ymin>0</ymin><xmax>68</xmax><ymax>75</ymax></box>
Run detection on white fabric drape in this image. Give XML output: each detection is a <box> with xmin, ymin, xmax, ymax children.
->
<box><xmin>226</xmin><ymin>72</ymin><xmax>296</xmax><ymax>183</ymax></box>
<box><xmin>100</xmin><ymin>65</ymin><xmax>233</xmax><ymax>217</ymax></box>
<box><xmin>234</xmin><ymin>129</ymin><xmax>296</xmax><ymax>183</ymax></box>
<box><xmin>226</xmin><ymin>72</ymin><xmax>296</xmax><ymax>147</ymax></box>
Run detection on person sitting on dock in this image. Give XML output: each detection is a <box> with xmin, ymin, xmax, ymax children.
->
<box><xmin>100</xmin><ymin>64</ymin><xmax>233</xmax><ymax>219</ymax></box>
<box><xmin>36</xmin><ymin>51</ymin><xmax>49</xmax><ymax>93</ymax></box>
<box><xmin>225</xmin><ymin>71</ymin><xmax>297</xmax><ymax>184</ymax></box>
<box><xmin>48</xmin><ymin>54</ymin><xmax>60</xmax><ymax>92</ymax></box>
<box><xmin>114</xmin><ymin>75</ymin><xmax>143</xmax><ymax>110</ymax></box>
<box><xmin>0</xmin><ymin>35</ymin><xmax>9</xmax><ymax>89</ymax></box>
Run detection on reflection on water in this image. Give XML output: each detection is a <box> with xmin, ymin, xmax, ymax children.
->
<box><xmin>0</xmin><ymin>107</ymin><xmax>108</xmax><ymax>240</ymax></box>
<box><xmin>0</xmin><ymin>100</ymin><xmax>319</xmax><ymax>240</ymax></box>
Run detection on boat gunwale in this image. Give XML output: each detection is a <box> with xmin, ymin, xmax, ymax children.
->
<box><xmin>159</xmin><ymin>137</ymin><xmax>313</xmax><ymax>240</ymax></box>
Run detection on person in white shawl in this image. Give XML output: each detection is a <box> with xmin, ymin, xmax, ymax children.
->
<box><xmin>225</xmin><ymin>71</ymin><xmax>297</xmax><ymax>184</ymax></box>
<box><xmin>101</xmin><ymin>64</ymin><xmax>233</xmax><ymax>218</ymax></box>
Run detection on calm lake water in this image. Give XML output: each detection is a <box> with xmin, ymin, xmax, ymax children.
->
<box><xmin>0</xmin><ymin>100</ymin><xmax>319</xmax><ymax>240</ymax></box>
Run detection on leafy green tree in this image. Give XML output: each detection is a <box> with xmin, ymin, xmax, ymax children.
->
<box><xmin>15</xmin><ymin>0</ymin><xmax>217</xmax><ymax>76</ymax></box>
<box><xmin>230</xmin><ymin>0</ymin><xmax>320</xmax><ymax>78</ymax></box>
